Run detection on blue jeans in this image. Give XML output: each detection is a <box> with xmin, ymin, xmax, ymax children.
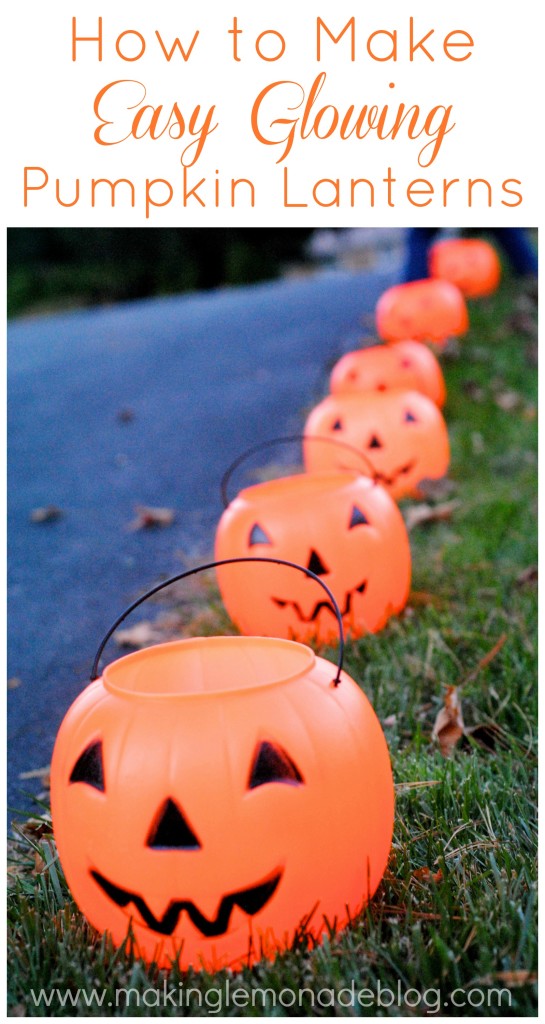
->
<box><xmin>403</xmin><ymin>228</ymin><xmax>537</xmax><ymax>282</ymax></box>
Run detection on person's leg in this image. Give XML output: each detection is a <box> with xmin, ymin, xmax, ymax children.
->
<box><xmin>491</xmin><ymin>228</ymin><xmax>538</xmax><ymax>276</ymax></box>
<box><xmin>402</xmin><ymin>228</ymin><xmax>440</xmax><ymax>281</ymax></box>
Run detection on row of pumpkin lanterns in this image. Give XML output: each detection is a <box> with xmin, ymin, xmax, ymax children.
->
<box><xmin>50</xmin><ymin>237</ymin><xmax>500</xmax><ymax>973</ymax></box>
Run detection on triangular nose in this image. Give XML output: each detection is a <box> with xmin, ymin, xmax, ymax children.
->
<box><xmin>307</xmin><ymin>549</ymin><xmax>329</xmax><ymax>576</ymax></box>
<box><xmin>147</xmin><ymin>798</ymin><xmax>201</xmax><ymax>850</ymax></box>
<box><xmin>368</xmin><ymin>434</ymin><xmax>382</xmax><ymax>449</ymax></box>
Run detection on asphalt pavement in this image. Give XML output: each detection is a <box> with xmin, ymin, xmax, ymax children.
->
<box><xmin>7</xmin><ymin>265</ymin><xmax>394</xmax><ymax>815</ymax></box>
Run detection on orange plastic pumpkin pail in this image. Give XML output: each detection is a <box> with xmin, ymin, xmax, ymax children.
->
<box><xmin>330</xmin><ymin>340</ymin><xmax>446</xmax><ymax>407</ymax></box>
<box><xmin>376</xmin><ymin>278</ymin><xmax>468</xmax><ymax>346</ymax></box>
<box><xmin>429</xmin><ymin>238</ymin><xmax>501</xmax><ymax>298</ymax></box>
<box><xmin>50</xmin><ymin>559</ymin><xmax>394</xmax><ymax>973</ymax></box>
<box><xmin>215</xmin><ymin>470</ymin><xmax>411</xmax><ymax>643</ymax></box>
<box><xmin>303</xmin><ymin>389</ymin><xmax>450</xmax><ymax>500</ymax></box>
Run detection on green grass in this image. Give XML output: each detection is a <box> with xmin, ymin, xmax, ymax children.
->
<box><xmin>7</xmin><ymin>278</ymin><xmax>537</xmax><ymax>1016</ymax></box>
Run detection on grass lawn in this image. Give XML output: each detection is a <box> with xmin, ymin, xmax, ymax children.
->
<box><xmin>7</xmin><ymin>276</ymin><xmax>538</xmax><ymax>1016</ymax></box>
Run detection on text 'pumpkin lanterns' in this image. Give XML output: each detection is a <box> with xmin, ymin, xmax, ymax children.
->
<box><xmin>216</xmin><ymin>460</ymin><xmax>411</xmax><ymax>643</ymax></box>
<box><xmin>429</xmin><ymin>238</ymin><xmax>501</xmax><ymax>298</ymax></box>
<box><xmin>376</xmin><ymin>278</ymin><xmax>468</xmax><ymax>346</ymax></box>
<box><xmin>303</xmin><ymin>390</ymin><xmax>450</xmax><ymax>500</ymax></box>
<box><xmin>330</xmin><ymin>340</ymin><xmax>446</xmax><ymax>408</ymax></box>
<box><xmin>51</xmin><ymin>559</ymin><xmax>394</xmax><ymax>973</ymax></box>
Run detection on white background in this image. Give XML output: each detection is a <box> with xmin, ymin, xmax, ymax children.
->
<box><xmin>2</xmin><ymin>0</ymin><xmax>542</xmax><ymax>226</ymax></box>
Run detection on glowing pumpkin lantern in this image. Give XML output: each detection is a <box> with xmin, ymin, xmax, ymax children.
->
<box><xmin>303</xmin><ymin>389</ymin><xmax>450</xmax><ymax>500</ymax></box>
<box><xmin>50</xmin><ymin>559</ymin><xmax>394</xmax><ymax>973</ymax></box>
<box><xmin>215</xmin><ymin>470</ymin><xmax>411</xmax><ymax>644</ymax></box>
<box><xmin>330</xmin><ymin>340</ymin><xmax>446</xmax><ymax>408</ymax></box>
<box><xmin>376</xmin><ymin>279</ymin><xmax>468</xmax><ymax>347</ymax></box>
<box><xmin>429</xmin><ymin>238</ymin><xmax>501</xmax><ymax>298</ymax></box>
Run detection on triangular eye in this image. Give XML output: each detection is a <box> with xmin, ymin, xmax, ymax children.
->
<box><xmin>307</xmin><ymin>549</ymin><xmax>329</xmax><ymax>576</ymax></box>
<box><xmin>404</xmin><ymin>410</ymin><xmax>418</xmax><ymax>423</ymax></box>
<box><xmin>331</xmin><ymin>419</ymin><xmax>343</xmax><ymax>431</ymax></box>
<box><xmin>349</xmin><ymin>505</ymin><xmax>370</xmax><ymax>528</ymax></box>
<box><xmin>69</xmin><ymin>740</ymin><xmax>105</xmax><ymax>792</ymax></box>
<box><xmin>248</xmin><ymin>741</ymin><xmax>304</xmax><ymax>789</ymax></box>
<box><xmin>249</xmin><ymin>523</ymin><xmax>272</xmax><ymax>546</ymax></box>
<box><xmin>146</xmin><ymin>798</ymin><xmax>201</xmax><ymax>850</ymax></box>
<box><xmin>368</xmin><ymin>434</ymin><xmax>382</xmax><ymax>449</ymax></box>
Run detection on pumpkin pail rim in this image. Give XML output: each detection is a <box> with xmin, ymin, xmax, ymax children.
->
<box><xmin>236</xmin><ymin>469</ymin><xmax>365</xmax><ymax>504</ymax></box>
<box><xmin>102</xmin><ymin>635</ymin><xmax>317</xmax><ymax>699</ymax></box>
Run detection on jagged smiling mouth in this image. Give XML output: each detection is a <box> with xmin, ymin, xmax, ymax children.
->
<box><xmin>91</xmin><ymin>868</ymin><xmax>283</xmax><ymax>937</ymax></box>
<box><xmin>372</xmin><ymin>460</ymin><xmax>416</xmax><ymax>486</ymax></box>
<box><xmin>337</xmin><ymin>459</ymin><xmax>417</xmax><ymax>486</ymax></box>
<box><xmin>272</xmin><ymin>581</ymin><xmax>367</xmax><ymax>622</ymax></box>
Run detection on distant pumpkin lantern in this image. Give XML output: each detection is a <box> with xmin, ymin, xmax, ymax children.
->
<box><xmin>303</xmin><ymin>389</ymin><xmax>450</xmax><ymax>500</ymax></box>
<box><xmin>50</xmin><ymin>559</ymin><xmax>394</xmax><ymax>973</ymax></box>
<box><xmin>215</xmin><ymin>470</ymin><xmax>411</xmax><ymax>644</ymax></box>
<box><xmin>429</xmin><ymin>238</ymin><xmax>501</xmax><ymax>297</ymax></box>
<box><xmin>330</xmin><ymin>340</ymin><xmax>446</xmax><ymax>407</ymax></box>
<box><xmin>376</xmin><ymin>279</ymin><xmax>468</xmax><ymax>346</ymax></box>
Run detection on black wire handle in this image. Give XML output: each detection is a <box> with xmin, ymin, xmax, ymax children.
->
<box><xmin>90</xmin><ymin>556</ymin><xmax>345</xmax><ymax>686</ymax></box>
<box><xmin>220</xmin><ymin>434</ymin><xmax>375</xmax><ymax>509</ymax></box>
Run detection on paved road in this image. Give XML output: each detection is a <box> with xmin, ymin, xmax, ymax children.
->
<box><xmin>7</xmin><ymin>266</ymin><xmax>393</xmax><ymax>815</ymax></box>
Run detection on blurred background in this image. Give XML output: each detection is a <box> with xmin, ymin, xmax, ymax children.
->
<box><xmin>7</xmin><ymin>228</ymin><xmax>412</xmax><ymax>318</ymax></box>
<box><xmin>7</xmin><ymin>229</ymin><xmax>313</xmax><ymax>318</ymax></box>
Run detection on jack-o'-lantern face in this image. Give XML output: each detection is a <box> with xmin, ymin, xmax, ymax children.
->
<box><xmin>376</xmin><ymin>278</ymin><xmax>468</xmax><ymax>346</ymax></box>
<box><xmin>330</xmin><ymin>340</ymin><xmax>446</xmax><ymax>407</ymax></box>
<box><xmin>215</xmin><ymin>470</ymin><xmax>411</xmax><ymax>644</ymax></box>
<box><xmin>303</xmin><ymin>390</ymin><xmax>450</xmax><ymax>500</ymax></box>
<box><xmin>429</xmin><ymin>238</ymin><xmax>501</xmax><ymax>298</ymax></box>
<box><xmin>51</xmin><ymin>637</ymin><xmax>394</xmax><ymax>971</ymax></box>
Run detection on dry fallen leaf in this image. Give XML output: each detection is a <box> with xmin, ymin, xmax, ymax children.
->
<box><xmin>460</xmin><ymin>633</ymin><xmax>507</xmax><ymax>687</ymax></box>
<box><xmin>494</xmin><ymin>390</ymin><xmax>522</xmax><ymax>412</ymax></box>
<box><xmin>412</xmin><ymin>866</ymin><xmax>443</xmax><ymax>884</ymax></box>
<box><xmin>409</xmin><ymin>591</ymin><xmax>443</xmax><ymax>609</ymax></box>
<box><xmin>416</xmin><ymin>477</ymin><xmax>458</xmax><ymax>501</ymax></box>
<box><xmin>18</xmin><ymin>766</ymin><xmax>51</xmax><ymax>787</ymax></box>
<box><xmin>432</xmin><ymin>685</ymin><xmax>465</xmax><ymax>756</ymax></box>
<box><xmin>462</xmin><ymin>380</ymin><xmax>485</xmax><ymax>402</ymax></box>
<box><xmin>116</xmin><ymin>620</ymin><xmax>173</xmax><ymax>649</ymax></box>
<box><xmin>462</xmin><ymin>721</ymin><xmax>506</xmax><ymax>753</ymax></box>
<box><xmin>495</xmin><ymin>970</ymin><xmax>538</xmax><ymax>988</ymax></box>
<box><xmin>506</xmin><ymin>309</ymin><xmax>538</xmax><ymax>339</ymax></box>
<box><xmin>515</xmin><ymin>291</ymin><xmax>538</xmax><ymax>314</ymax></box>
<box><xmin>29</xmin><ymin>505</ymin><xmax>63</xmax><ymax>524</ymax></box>
<box><xmin>473</xmin><ymin>970</ymin><xmax>537</xmax><ymax>989</ymax></box>
<box><xmin>404</xmin><ymin>500</ymin><xmax>461</xmax><ymax>532</ymax></box>
<box><xmin>516</xmin><ymin>565</ymin><xmax>538</xmax><ymax>587</ymax></box>
<box><xmin>14</xmin><ymin>814</ymin><xmax>53</xmax><ymax>840</ymax></box>
<box><xmin>441</xmin><ymin>337</ymin><xmax>461</xmax><ymax>359</ymax></box>
<box><xmin>432</xmin><ymin>636</ymin><xmax>509</xmax><ymax>756</ymax></box>
<box><xmin>127</xmin><ymin>505</ymin><xmax>175</xmax><ymax>531</ymax></box>
<box><xmin>117</xmin><ymin>407</ymin><xmax>135</xmax><ymax>423</ymax></box>
<box><xmin>33</xmin><ymin>850</ymin><xmax>47</xmax><ymax>875</ymax></box>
